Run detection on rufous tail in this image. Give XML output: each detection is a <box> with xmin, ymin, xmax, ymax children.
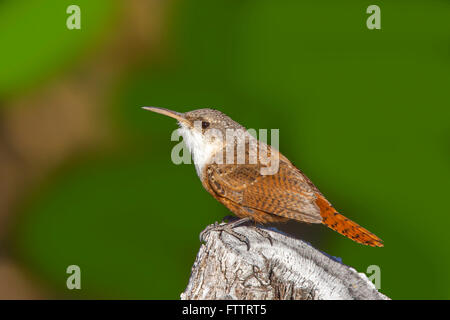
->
<box><xmin>315</xmin><ymin>194</ymin><xmax>383</xmax><ymax>247</ymax></box>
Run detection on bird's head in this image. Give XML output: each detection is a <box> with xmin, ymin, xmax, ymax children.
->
<box><xmin>143</xmin><ymin>107</ymin><xmax>247</xmax><ymax>174</ymax></box>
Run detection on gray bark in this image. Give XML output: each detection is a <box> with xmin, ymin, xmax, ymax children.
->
<box><xmin>181</xmin><ymin>224</ymin><xmax>389</xmax><ymax>300</ymax></box>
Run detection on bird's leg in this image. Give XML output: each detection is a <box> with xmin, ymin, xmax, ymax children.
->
<box><xmin>220</xmin><ymin>215</ymin><xmax>238</xmax><ymax>223</ymax></box>
<box><xmin>200</xmin><ymin>217</ymin><xmax>253</xmax><ymax>250</ymax></box>
<box><xmin>200</xmin><ymin>217</ymin><xmax>273</xmax><ymax>249</ymax></box>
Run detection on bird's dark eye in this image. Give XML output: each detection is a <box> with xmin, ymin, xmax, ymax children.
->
<box><xmin>201</xmin><ymin>121</ymin><xmax>210</xmax><ymax>129</ymax></box>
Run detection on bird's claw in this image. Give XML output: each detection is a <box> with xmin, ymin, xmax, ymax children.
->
<box><xmin>199</xmin><ymin>218</ymin><xmax>273</xmax><ymax>250</ymax></box>
<box><xmin>199</xmin><ymin>221</ymin><xmax>251</xmax><ymax>250</ymax></box>
<box><xmin>253</xmin><ymin>227</ymin><xmax>273</xmax><ymax>246</ymax></box>
<box><xmin>199</xmin><ymin>221</ymin><xmax>219</xmax><ymax>243</ymax></box>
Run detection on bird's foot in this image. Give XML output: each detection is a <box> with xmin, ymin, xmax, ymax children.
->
<box><xmin>200</xmin><ymin>218</ymin><xmax>252</xmax><ymax>250</ymax></box>
<box><xmin>252</xmin><ymin>227</ymin><xmax>273</xmax><ymax>246</ymax></box>
<box><xmin>199</xmin><ymin>221</ymin><xmax>220</xmax><ymax>243</ymax></box>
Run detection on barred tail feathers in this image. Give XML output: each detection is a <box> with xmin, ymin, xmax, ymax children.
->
<box><xmin>315</xmin><ymin>194</ymin><xmax>383</xmax><ymax>247</ymax></box>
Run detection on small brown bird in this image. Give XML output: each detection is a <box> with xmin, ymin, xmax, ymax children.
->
<box><xmin>143</xmin><ymin>107</ymin><xmax>383</xmax><ymax>248</ymax></box>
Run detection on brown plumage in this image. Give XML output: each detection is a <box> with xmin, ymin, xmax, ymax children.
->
<box><xmin>315</xmin><ymin>194</ymin><xmax>383</xmax><ymax>247</ymax></box>
<box><xmin>203</xmin><ymin>148</ymin><xmax>383</xmax><ymax>247</ymax></box>
<box><xmin>144</xmin><ymin>107</ymin><xmax>384</xmax><ymax>247</ymax></box>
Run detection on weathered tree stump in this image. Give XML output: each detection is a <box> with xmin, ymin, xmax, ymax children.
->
<box><xmin>181</xmin><ymin>224</ymin><xmax>388</xmax><ymax>300</ymax></box>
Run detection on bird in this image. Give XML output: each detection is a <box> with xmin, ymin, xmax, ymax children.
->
<box><xmin>143</xmin><ymin>107</ymin><xmax>383</xmax><ymax>248</ymax></box>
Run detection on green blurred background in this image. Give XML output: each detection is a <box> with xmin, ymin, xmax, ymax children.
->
<box><xmin>0</xmin><ymin>0</ymin><xmax>449</xmax><ymax>299</ymax></box>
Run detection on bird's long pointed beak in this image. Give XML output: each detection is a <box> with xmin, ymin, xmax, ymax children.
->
<box><xmin>142</xmin><ymin>106</ymin><xmax>187</xmax><ymax>123</ymax></box>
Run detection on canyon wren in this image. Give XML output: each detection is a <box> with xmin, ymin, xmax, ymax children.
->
<box><xmin>143</xmin><ymin>107</ymin><xmax>383</xmax><ymax>248</ymax></box>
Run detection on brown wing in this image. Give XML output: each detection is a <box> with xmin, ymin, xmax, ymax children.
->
<box><xmin>203</xmin><ymin>154</ymin><xmax>323</xmax><ymax>224</ymax></box>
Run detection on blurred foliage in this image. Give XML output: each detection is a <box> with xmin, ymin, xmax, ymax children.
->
<box><xmin>0</xmin><ymin>0</ymin><xmax>118</xmax><ymax>98</ymax></box>
<box><xmin>7</xmin><ymin>0</ymin><xmax>450</xmax><ymax>299</ymax></box>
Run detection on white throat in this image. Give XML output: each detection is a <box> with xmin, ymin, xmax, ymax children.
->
<box><xmin>178</xmin><ymin>125</ymin><xmax>221</xmax><ymax>177</ymax></box>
